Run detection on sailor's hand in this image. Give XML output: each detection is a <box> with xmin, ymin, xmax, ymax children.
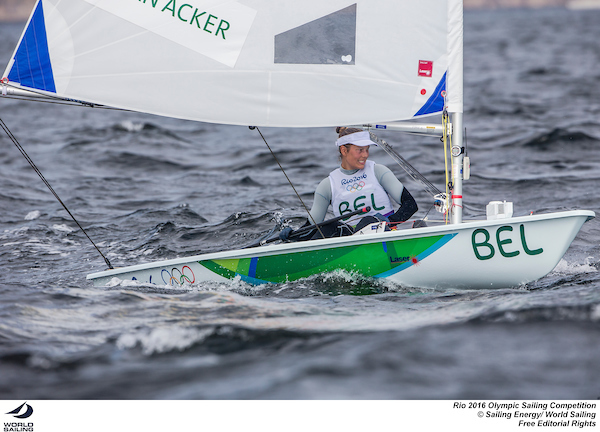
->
<box><xmin>374</xmin><ymin>212</ymin><xmax>389</xmax><ymax>222</ymax></box>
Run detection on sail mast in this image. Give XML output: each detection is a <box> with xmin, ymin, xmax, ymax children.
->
<box><xmin>447</xmin><ymin>0</ymin><xmax>464</xmax><ymax>224</ymax></box>
<box><xmin>451</xmin><ymin>113</ymin><xmax>464</xmax><ymax>224</ymax></box>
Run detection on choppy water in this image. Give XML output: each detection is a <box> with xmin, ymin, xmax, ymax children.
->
<box><xmin>1</xmin><ymin>8</ymin><xmax>600</xmax><ymax>400</ymax></box>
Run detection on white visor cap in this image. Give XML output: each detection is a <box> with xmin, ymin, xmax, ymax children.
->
<box><xmin>335</xmin><ymin>131</ymin><xmax>377</xmax><ymax>147</ymax></box>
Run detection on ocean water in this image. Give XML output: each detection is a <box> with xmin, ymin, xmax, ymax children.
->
<box><xmin>1</xmin><ymin>8</ymin><xmax>600</xmax><ymax>401</ymax></box>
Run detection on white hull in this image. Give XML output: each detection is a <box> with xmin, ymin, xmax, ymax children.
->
<box><xmin>390</xmin><ymin>211</ymin><xmax>593</xmax><ymax>288</ymax></box>
<box><xmin>87</xmin><ymin>210</ymin><xmax>594</xmax><ymax>290</ymax></box>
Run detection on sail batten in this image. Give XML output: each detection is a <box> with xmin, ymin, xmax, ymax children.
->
<box><xmin>3</xmin><ymin>0</ymin><xmax>463</xmax><ymax>127</ymax></box>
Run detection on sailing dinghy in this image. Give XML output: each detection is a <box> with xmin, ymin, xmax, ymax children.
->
<box><xmin>2</xmin><ymin>0</ymin><xmax>594</xmax><ymax>289</ymax></box>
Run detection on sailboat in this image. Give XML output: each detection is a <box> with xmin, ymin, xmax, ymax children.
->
<box><xmin>2</xmin><ymin>0</ymin><xmax>594</xmax><ymax>289</ymax></box>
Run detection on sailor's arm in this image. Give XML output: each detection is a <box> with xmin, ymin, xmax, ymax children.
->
<box><xmin>307</xmin><ymin>178</ymin><xmax>331</xmax><ymax>224</ymax></box>
<box><xmin>375</xmin><ymin>164</ymin><xmax>418</xmax><ymax>222</ymax></box>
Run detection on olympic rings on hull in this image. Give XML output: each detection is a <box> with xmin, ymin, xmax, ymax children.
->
<box><xmin>160</xmin><ymin>266</ymin><xmax>196</xmax><ymax>286</ymax></box>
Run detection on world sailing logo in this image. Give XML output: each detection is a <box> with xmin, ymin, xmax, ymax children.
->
<box><xmin>6</xmin><ymin>403</ymin><xmax>33</xmax><ymax>419</ymax></box>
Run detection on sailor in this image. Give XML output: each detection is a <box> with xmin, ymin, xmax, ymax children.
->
<box><xmin>282</xmin><ymin>127</ymin><xmax>418</xmax><ymax>241</ymax></box>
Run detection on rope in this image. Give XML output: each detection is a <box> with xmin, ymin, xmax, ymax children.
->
<box><xmin>367</xmin><ymin>131</ymin><xmax>442</xmax><ymax>198</ymax></box>
<box><xmin>442</xmin><ymin>111</ymin><xmax>451</xmax><ymax>223</ymax></box>
<box><xmin>0</xmin><ymin>117</ymin><xmax>113</xmax><ymax>269</ymax></box>
<box><xmin>250</xmin><ymin>126</ymin><xmax>326</xmax><ymax>240</ymax></box>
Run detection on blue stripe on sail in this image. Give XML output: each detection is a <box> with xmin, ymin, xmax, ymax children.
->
<box><xmin>7</xmin><ymin>1</ymin><xmax>56</xmax><ymax>93</ymax></box>
<box><xmin>414</xmin><ymin>71</ymin><xmax>446</xmax><ymax>117</ymax></box>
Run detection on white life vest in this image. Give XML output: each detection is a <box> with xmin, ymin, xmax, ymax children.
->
<box><xmin>329</xmin><ymin>160</ymin><xmax>393</xmax><ymax>226</ymax></box>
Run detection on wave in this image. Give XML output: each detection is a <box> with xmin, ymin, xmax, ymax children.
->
<box><xmin>521</xmin><ymin>128</ymin><xmax>600</xmax><ymax>149</ymax></box>
<box><xmin>97</xmin><ymin>151</ymin><xmax>198</xmax><ymax>172</ymax></box>
<box><xmin>471</xmin><ymin>304</ymin><xmax>599</xmax><ymax>324</ymax></box>
<box><xmin>232</xmin><ymin>176</ymin><xmax>262</xmax><ymax>187</ymax></box>
<box><xmin>468</xmin><ymin>126</ymin><xmax>600</xmax><ymax>151</ymax></box>
<box><xmin>116</xmin><ymin>325</ymin><xmax>218</xmax><ymax>356</ymax></box>
<box><xmin>103</xmin><ymin>208</ymin><xmax>283</xmax><ymax>264</ymax></box>
<box><xmin>0</xmin><ymin>223</ymin><xmax>81</xmax><ymax>260</ymax></box>
<box><xmin>552</xmin><ymin>257</ymin><xmax>598</xmax><ymax>275</ymax></box>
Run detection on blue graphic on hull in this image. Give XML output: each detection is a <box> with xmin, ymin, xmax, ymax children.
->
<box><xmin>375</xmin><ymin>233</ymin><xmax>457</xmax><ymax>278</ymax></box>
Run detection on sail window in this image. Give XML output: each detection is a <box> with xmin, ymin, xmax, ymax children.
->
<box><xmin>274</xmin><ymin>4</ymin><xmax>356</xmax><ymax>65</ymax></box>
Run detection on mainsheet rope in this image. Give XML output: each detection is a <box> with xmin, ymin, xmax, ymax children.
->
<box><xmin>250</xmin><ymin>126</ymin><xmax>326</xmax><ymax>240</ymax></box>
<box><xmin>442</xmin><ymin>110</ymin><xmax>451</xmax><ymax>224</ymax></box>
<box><xmin>0</xmin><ymin>117</ymin><xmax>114</xmax><ymax>269</ymax></box>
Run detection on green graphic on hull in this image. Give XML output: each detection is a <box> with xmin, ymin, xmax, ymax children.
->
<box><xmin>199</xmin><ymin>234</ymin><xmax>455</xmax><ymax>284</ymax></box>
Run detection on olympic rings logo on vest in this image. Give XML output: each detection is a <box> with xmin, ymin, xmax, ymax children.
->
<box><xmin>346</xmin><ymin>181</ymin><xmax>366</xmax><ymax>192</ymax></box>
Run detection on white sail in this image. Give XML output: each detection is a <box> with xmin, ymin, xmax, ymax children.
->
<box><xmin>2</xmin><ymin>0</ymin><xmax>462</xmax><ymax>127</ymax></box>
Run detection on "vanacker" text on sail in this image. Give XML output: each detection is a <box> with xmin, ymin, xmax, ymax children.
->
<box><xmin>138</xmin><ymin>0</ymin><xmax>230</xmax><ymax>39</ymax></box>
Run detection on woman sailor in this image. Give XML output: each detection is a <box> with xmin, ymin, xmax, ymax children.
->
<box><xmin>282</xmin><ymin>127</ymin><xmax>418</xmax><ymax>240</ymax></box>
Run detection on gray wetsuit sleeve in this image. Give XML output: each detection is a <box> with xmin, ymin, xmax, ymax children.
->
<box><xmin>374</xmin><ymin>164</ymin><xmax>404</xmax><ymax>204</ymax></box>
<box><xmin>308</xmin><ymin>178</ymin><xmax>331</xmax><ymax>224</ymax></box>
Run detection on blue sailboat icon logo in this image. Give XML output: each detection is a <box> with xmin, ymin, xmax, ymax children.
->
<box><xmin>6</xmin><ymin>402</ymin><xmax>33</xmax><ymax>419</ymax></box>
